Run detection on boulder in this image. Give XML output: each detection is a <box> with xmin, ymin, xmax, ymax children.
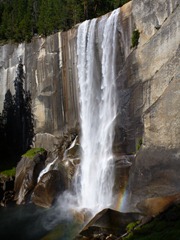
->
<box><xmin>0</xmin><ymin>174</ymin><xmax>15</xmax><ymax>206</ymax></box>
<box><xmin>14</xmin><ymin>151</ymin><xmax>47</xmax><ymax>204</ymax></box>
<box><xmin>78</xmin><ymin>208</ymin><xmax>143</xmax><ymax>238</ymax></box>
<box><xmin>31</xmin><ymin>168</ymin><xmax>68</xmax><ymax>208</ymax></box>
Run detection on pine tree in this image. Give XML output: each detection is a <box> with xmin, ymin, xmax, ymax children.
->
<box><xmin>13</xmin><ymin>58</ymin><xmax>25</xmax><ymax>154</ymax></box>
<box><xmin>24</xmin><ymin>91</ymin><xmax>34</xmax><ymax>150</ymax></box>
<box><xmin>2</xmin><ymin>90</ymin><xmax>16</xmax><ymax>158</ymax></box>
<box><xmin>38</xmin><ymin>0</ymin><xmax>52</xmax><ymax>35</ymax></box>
<box><xmin>0</xmin><ymin>1</ymin><xmax>14</xmax><ymax>40</ymax></box>
<box><xmin>0</xmin><ymin>113</ymin><xmax>5</xmax><ymax>152</ymax></box>
<box><xmin>13</xmin><ymin>58</ymin><xmax>34</xmax><ymax>155</ymax></box>
<box><xmin>0</xmin><ymin>58</ymin><xmax>34</xmax><ymax>162</ymax></box>
<box><xmin>0</xmin><ymin>0</ymin><xmax>131</xmax><ymax>43</ymax></box>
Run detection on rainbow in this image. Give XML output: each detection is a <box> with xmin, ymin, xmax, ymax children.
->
<box><xmin>114</xmin><ymin>182</ymin><xmax>129</xmax><ymax>212</ymax></box>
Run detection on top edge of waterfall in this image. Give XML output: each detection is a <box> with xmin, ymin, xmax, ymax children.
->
<box><xmin>77</xmin><ymin>8</ymin><xmax>120</xmax><ymax>27</ymax></box>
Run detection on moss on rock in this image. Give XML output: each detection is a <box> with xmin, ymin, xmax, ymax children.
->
<box><xmin>0</xmin><ymin>167</ymin><xmax>16</xmax><ymax>177</ymax></box>
<box><xmin>22</xmin><ymin>148</ymin><xmax>45</xmax><ymax>159</ymax></box>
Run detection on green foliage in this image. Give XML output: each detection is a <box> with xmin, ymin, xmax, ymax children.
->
<box><xmin>123</xmin><ymin>204</ymin><xmax>180</xmax><ymax>240</ymax></box>
<box><xmin>0</xmin><ymin>167</ymin><xmax>16</xmax><ymax>177</ymax></box>
<box><xmin>126</xmin><ymin>221</ymin><xmax>140</xmax><ymax>233</ymax></box>
<box><xmin>131</xmin><ymin>29</ymin><xmax>140</xmax><ymax>48</ymax></box>
<box><xmin>0</xmin><ymin>0</ymin><xmax>131</xmax><ymax>42</ymax></box>
<box><xmin>118</xmin><ymin>0</ymin><xmax>131</xmax><ymax>7</ymax></box>
<box><xmin>22</xmin><ymin>148</ymin><xmax>45</xmax><ymax>158</ymax></box>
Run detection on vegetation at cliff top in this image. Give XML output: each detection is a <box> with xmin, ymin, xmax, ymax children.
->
<box><xmin>122</xmin><ymin>204</ymin><xmax>180</xmax><ymax>240</ymax></box>
<box><xmin>22</xmin><ymin>147</ymin><xmax>45</xmax><ymax>158</ymax></box>
<box><xmin>0</xmin><ymin>0</ymin><xmax>131</xmax><ymax>43</ymax></box>
<box><xmin>0</xmin><ymin>167</ymin><xmax>16</xmax><ymax>177</ymax></box>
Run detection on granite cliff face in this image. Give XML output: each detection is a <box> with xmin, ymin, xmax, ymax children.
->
<box><xmin>0</xmin><ymin>30</ymin><xmax>79</xmax><ymax>151</ymax></box>
<box><xmin>124</xmin><ymin>0</ymin><xmax>180</xmax><ymax>209</ymax></box>
<box><xmin>0</xmin><ymin>0</ymin><xmax>179</xmax><ymax>209</ymax></box>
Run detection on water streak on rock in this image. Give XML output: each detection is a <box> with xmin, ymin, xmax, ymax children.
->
<box><xmin>38</xmin><ymin>157</ymin><xmax>57</xmax><ymax>182</ymax></box>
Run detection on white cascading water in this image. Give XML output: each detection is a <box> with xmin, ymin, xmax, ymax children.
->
<box><xmin>77</xmin><ymin>9</ymin><xmax>119</xmax><ymax>213</ymax></box>
<box><xmin>37</xmin><ymin>157</ymin><xmax>58</xmax><ymax>182</ymax></box>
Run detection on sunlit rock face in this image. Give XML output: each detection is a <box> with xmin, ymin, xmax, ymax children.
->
<box><xmin>136</xmin><ymin>193</ymin><xmax>180</xmax><ymax>217</ymax></box>
<box><xmin>132</xmin><ymin>0</ymin><xmax>179</xmax><ymax>46</ymax></box>
<box><xmin>124</xmin><ymin>0</ymin><xmax>180</xmax><ymax>210</ymax></box>
<box><xmin>0</xmin><ymin>44</ymin><xmax>25</xmax><ymax>103</ymax></box>
<box><xmin>0</xmin><ymin>31</ymin><xmax>79</xmax><ymax>151</ymax></box>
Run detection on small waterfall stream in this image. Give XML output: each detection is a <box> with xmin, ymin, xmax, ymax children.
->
<box><xmin>37</xmin><ymin>157</ymin><xmax>58</xmax><ymax>182</ymax></box>
<box><xmin>76</xmin><ymin>9</ymin><xmax>120</xmax><ymax>213</ymax></box>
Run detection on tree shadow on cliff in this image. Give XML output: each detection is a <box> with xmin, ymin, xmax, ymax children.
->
<box><xmin>0</xmin><ymin>61</ymin><xmax>34</xmax><ymax>169</ymax></box>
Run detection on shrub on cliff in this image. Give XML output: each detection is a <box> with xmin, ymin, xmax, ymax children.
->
<box><xmin>131</xmin><ymin>29</ymin><xmax>140</xmax><ymax>48</ymax></box>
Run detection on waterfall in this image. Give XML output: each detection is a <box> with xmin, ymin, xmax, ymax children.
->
<box><xmin>76</xmin><ymin>9</ymin><xmax>120</xmax><ymax>213</ymax></box>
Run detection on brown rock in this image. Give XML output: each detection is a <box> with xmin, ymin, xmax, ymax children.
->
<box><xmin>31</xmin><ymin>169</ymin><xmax>68</xmax><ymax>208</ymax></box>
<box><xmin>79</xmin><ymin>208</ymin><xmax>142</xmax><ymax>238</ymax></box>
<box><xmin>136</xmin><ymin>193</ymin><xmax>180</xmax><ymax>217</ymax></box>
<box><xmin>14</xmin><ymin>151</ymin><xmax>47</xmax><ymax>204</ymax></box>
